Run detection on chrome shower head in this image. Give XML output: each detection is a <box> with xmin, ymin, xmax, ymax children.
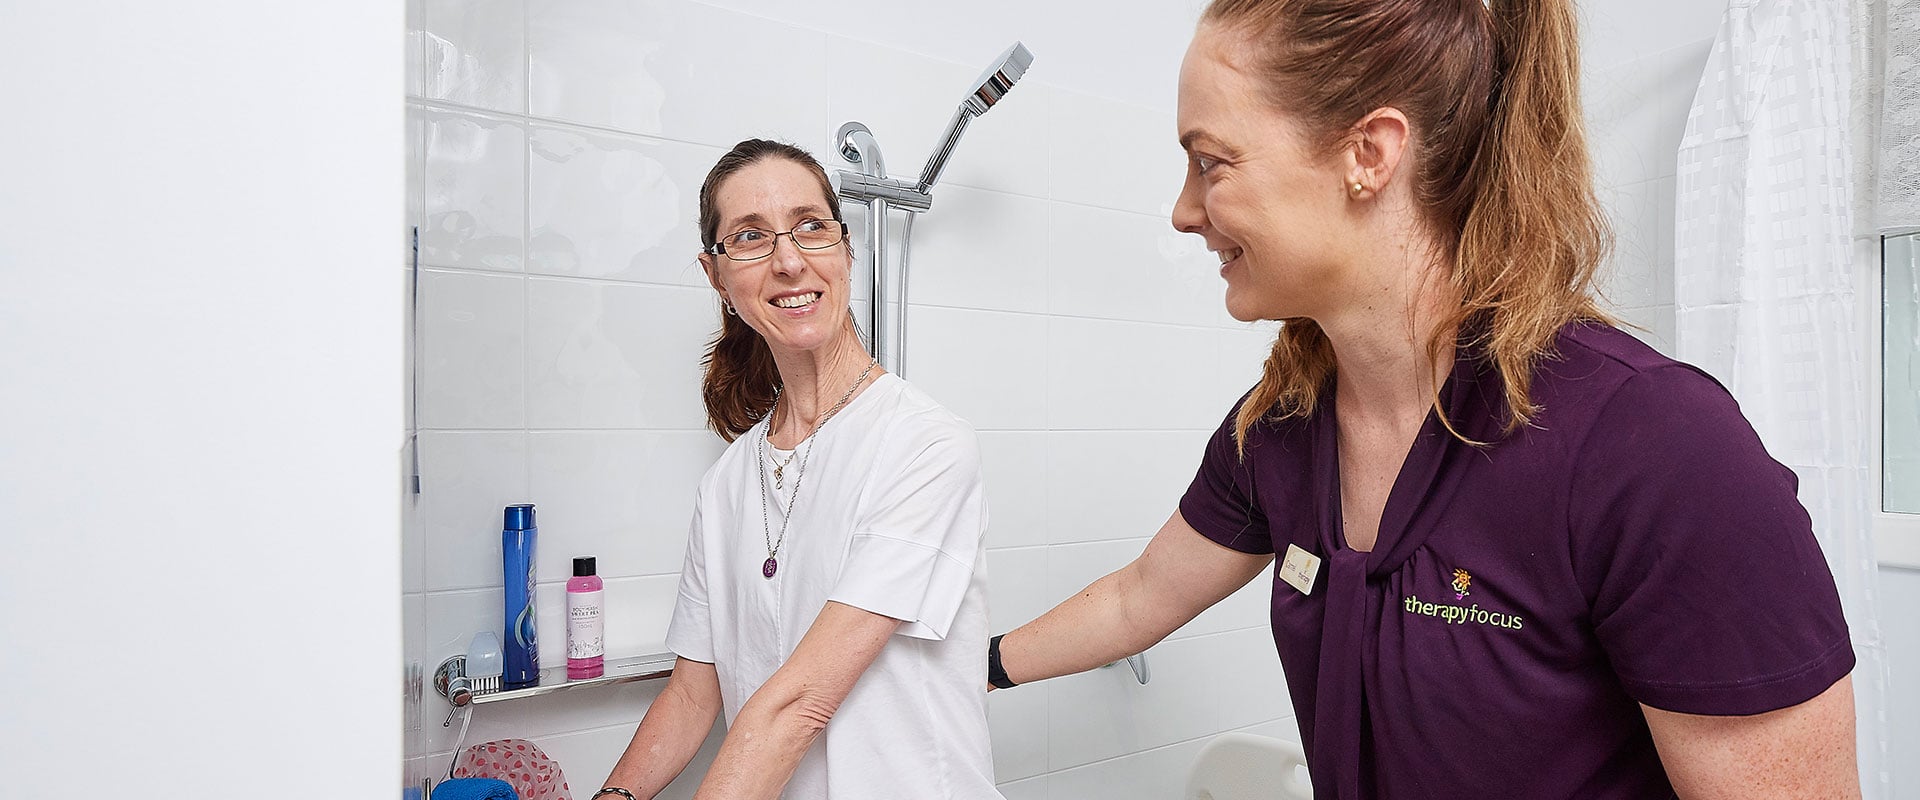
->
<box><xmin>962</xmin><ymin>42</ymin><xmax>1034</xmax><ymax>116</ymax></box>
<box><xmin>916</xmin><ymin>41</ymin><xmax>1034</xmax><ymax>193</ymax></box>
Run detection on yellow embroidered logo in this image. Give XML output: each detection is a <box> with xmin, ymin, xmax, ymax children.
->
<box><xmin>1404</xmin><ymin>569</ymin><xmax>1524</xmax><ymax>631</ymax></box>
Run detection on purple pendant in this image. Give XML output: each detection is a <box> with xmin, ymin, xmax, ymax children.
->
<box><xmin>762</xmin><ymin>557</ymin><xmax>778</xmax><ymax>579</ymax></box>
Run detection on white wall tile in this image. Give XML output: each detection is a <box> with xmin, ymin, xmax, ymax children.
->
<box><xmin>997</xmin><ymin>774</ymin><xmax>1049</xmax><ymax>800</ymax></box>
<box><xmin>419</xmin><ymin>0</ymin><xmax>526</xmax><ymax>113</ymax></box>
<box><xmin>906</xmin><ymin>306</ymin><xmax>1049</xmax><ymax>430</ymax></box>
<box><xmin>528</xmin><ymin>430</ymin><xmax>725</xmax><ymax>581</ymax></box>
<box><xmin>407</xmin><ymin>110</ymin><xmax>426</xmax><ymax>255</ymax></box>
<box><xmin>526</xmin><ymin>279</ymin><xmax>714</xmax><ymax>429</ymax></box>
<box><xmin>1046</xmin><ymin>317</ymin><xmax>1221</xmax><ymax>430</ymax></box>
<box><xmin>1045</xmin><ymin>739</ymin><xmax>1210</xmax><ymax>800</ymax></box>
<box><xmin>530</xmin><ymin>0</ymin><xmax>826</xmax><ymax>147</ymax></box>
<box><xmin>1216</xmin><ymin>324</ymin><xmax>1278</xmax><ymax>404</ymax></box>
<box><xmin>978</xmin><ymin>432</ymin><xmax>1048</xmax><ymax>548</ymax></box>
<box><xmin>1177</xmin><ymin>572</ymin><xmax>1273</xmax><ymax>641</ymax></box>
<box><xmin>987</xmin><ymin>547</ymin><xmax>1053</xmax><ymax>633</ymax></box>
<box><xmin>907</xmin><ymin>186</ymin><xmax>1050</xmax><ymax>314</ymax></box>
<box><xmin>1583</xmin><ymin>39</ymin><xmax>1714</xmax><ymax>189</ymax></box>
<box><xmin>420</xmin><ymin>269</ymin><xmax>526</xmax><ymax>429</ymax></box>
<box><xmin>1578</xmin><ymin>0</ymin><xmax>1725</xmax><ymax>72</ymax></box>
<box><xmin>1044</xmin><ymin>431</ymin><xmax>1202</xmax><ymax>545</ymax></box>
<box><xmin>1047</xmin><ymin>635</ymin><xmax>1223</xmax><ymax>768</ymax></box>
<box><xmin>1048</xmin><ymin>89</ymin><xmax>1182</xmax><ymax>216</ymax></box>
<box><xmin>1617</xmin><ymin>304</ymin><xmax>1677</xmax><ymax>356</ymax></box>
<box><xmin>405</xmin><ymin>0</ymin><xmax>426</xmax><ymax>99</ymax></box>
<box><xmin>1045</xmin><ymin>539</ymin><xmax>1147</xmax><ymax>609</ymax></box>
<box><xmin>529</xmin><ymin>126</ymin><xmax>722</xmax><ymax>287</ymax></box>
<box><xmin>988</xmin><ymin>676</ymin><xmax>1051</xmax><ymax>782</ymax></box>
<box><xmin>1881</xmin><ymin>566</ymin><xmax>1920</xmax><ymax>798</ymax></box>
<box><xmin>822</xmin><ymin>36</ymin><xmax>1051</xmax><ymax>199</ymax></box>
<box><xmin>1049</xmin><ymin>202</ymin><xmax>1229</xmax><ymax>327</ymax></box>
<box><xmin>419</xmin><ymin>431</ymin><xmax>530</xmax><ymax>591</ymax></box>
<box><xmin>404</xmin><ymin>480</ymin><xmax>426</xmax><ymax>595</ymax></box>
<box><xmin>534</xmin><ymin>575</ymin><xmax>683</xmax><ymax>666</ymax></box>
<box><xmin>1208</xmin><ymin>629</ymin><xmax>1288</xmax><ymax>730</ymax></box>
<box><xmin>420</xmin><ymin>108</ymin><xmax>527</xmax><ymax>272</ymax></box>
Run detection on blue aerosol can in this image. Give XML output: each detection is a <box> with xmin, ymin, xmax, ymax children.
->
<box><xmin>502</xmin><ymin>503</ymin><xmax>539</xmax><ymax>688</ymax></box>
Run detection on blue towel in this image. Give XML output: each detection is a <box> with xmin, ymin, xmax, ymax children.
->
<box><xmin>433</xmin><ymin>777</ymin><xmax>518</xmax><ymax>800</ymax></box>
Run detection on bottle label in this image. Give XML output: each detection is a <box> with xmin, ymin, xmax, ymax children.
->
<box><xmin>567</xmin><ymin>590</ymin><xmax>604</xmax><ymax>659</ymax></box>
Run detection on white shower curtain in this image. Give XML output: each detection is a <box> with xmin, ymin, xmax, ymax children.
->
<box><xmin>1673</xmin><ymin>1</ymin><xmax>1892</xmax><ymax>797</ymax></box>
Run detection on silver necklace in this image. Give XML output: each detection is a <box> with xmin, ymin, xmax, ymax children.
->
<box><xmin>763</xmin><ymin>390</ymin><xmax>803</xmax><ymax>490</ymax></box>
<box><xmin>756</xmin><ymin>357</ymin><xmax>879</xmax><ymax>579</ymax></box>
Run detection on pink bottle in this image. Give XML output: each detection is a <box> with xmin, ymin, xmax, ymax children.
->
<box><xmin>566</xmin><ymin>556</ymin><xmax>604</xmax><ymax>679</ymax></box>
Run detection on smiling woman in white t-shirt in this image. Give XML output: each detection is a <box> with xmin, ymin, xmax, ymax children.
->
<box><xmin>594</xmin><ymin>139</ymin><xmax>1000</xmax><ymax>800</ymax></box>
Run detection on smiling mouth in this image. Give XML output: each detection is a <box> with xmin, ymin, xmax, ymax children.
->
<box><xmin>1215</xmin><ymin>247</ymin><xmax>1243</xmax><ymax>265</ymax></box>
<box><xmin>771</xmin><ymin>292</ymin><xmax>821</xmax><ymax>309</ymax></box>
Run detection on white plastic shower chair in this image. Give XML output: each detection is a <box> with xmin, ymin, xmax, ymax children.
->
<box><xmin>1183</xmin><ymin>732</ymin><xmax>1313</xmax><ymax>800</ymax></box>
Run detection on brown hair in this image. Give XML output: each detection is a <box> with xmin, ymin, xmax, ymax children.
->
<box><xmin>696</xmin><ymin>139</ymin><xmax>849</xmax><ymax>441</ymax></box>
<box><xmin>1203</xmin><ymin>0</ymin><xmax>1611</xmax><ymax>448</ymax></box>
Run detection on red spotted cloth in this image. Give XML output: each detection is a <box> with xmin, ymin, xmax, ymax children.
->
<box><xmin>453</xmin><ymin>738</ymin><xmax>573</xmax><ymax>800</ymax></box>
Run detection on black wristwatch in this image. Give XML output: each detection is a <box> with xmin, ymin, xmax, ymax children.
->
<box><xmin>987</xmin><ymin>634</ymin><xmax>1018</xmax><ymax>689</ymax></box>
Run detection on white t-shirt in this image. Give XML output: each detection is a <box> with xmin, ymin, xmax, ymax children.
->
<box><xmin>666</xmin><ymin>373</ymin><xmax>1000</xmax><ymax>800</ymax></box>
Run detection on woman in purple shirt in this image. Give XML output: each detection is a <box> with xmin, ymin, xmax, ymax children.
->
<box><xmin>989</xmin><ymin>1</ymin><xmax>1860</xmax><ymax>797</ymax></box>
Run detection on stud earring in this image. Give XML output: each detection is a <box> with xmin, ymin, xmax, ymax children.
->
<box><xmin>1350</xmin><ymin>181</ymin><xmax>1365</xmax><ymax>196</ymax></box>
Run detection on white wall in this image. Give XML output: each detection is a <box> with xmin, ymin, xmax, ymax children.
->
<box><xmin>404</xmin><ymin>1</ymin><xmax>1285</xmax><ymax>796</ymax></box>
<box><xmin>0</xmin><ymin>3</ymin><xmax>403</xmax><ymax>799</ymax></box>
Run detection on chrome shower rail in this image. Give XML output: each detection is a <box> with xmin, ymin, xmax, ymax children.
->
<box><xmin>834</xmin><ymin>41</ymin><xmax>1034</xmax><ymax>375</ymax></box>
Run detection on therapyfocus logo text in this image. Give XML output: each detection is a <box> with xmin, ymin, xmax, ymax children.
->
<box><xmin>1403</xmin><ymin>593</ymin><xmax>1524</xmax><ymax>631</ymax></box>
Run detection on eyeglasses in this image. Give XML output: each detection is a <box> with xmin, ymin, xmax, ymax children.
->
<box><xmin>709</xmin><ymin>219</ymin><xmax>847</xmax><ymax>262</ymax></box>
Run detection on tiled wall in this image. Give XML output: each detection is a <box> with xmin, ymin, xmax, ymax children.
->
<box><xmin>402</xmin><ymin>1</ymin><xmax>1286</xmax><ymax>796</ymax></box>
<box><xmin>1581</xmin><ymin>21</ymin><xmax>1718</xmax><ymax>355</ymax></box>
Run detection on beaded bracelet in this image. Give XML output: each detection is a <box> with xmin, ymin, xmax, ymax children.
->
<box><xmin>591</xmin><ymin>788</ymin><xmax>638</xmax><ymax>800</ymax></box>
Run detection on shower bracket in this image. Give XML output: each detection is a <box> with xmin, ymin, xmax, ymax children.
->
<box><xmin>836</xmin><ymin>172</ymin><xmax>933</xmax><ymax>212</ymax></box>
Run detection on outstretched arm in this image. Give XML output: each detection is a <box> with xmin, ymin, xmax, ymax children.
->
<box><xmin>1643</xmin><ymin>674</ymin><xmax>1859</xmax><ymax>800</ymax></box>
<box><xmin>996</xmin><ymin>510</ymin><xmax>1271</xmax><ymax>686</ymax></box>
<box><xmin>600</xmin><ymin>658</ymin><xmax>725</xmax><ymax>799</ymax></box>
<box><xmin>691</xmin><ymin>601</ymin><xmax>900</xmax><ymax>800</ymax></box>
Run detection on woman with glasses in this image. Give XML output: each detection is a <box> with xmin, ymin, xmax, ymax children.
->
<box><xmin>593</xmin><ymin>139</ymin><xmax>1000</xmax><ymax>800</ymax></box>
<box><xmin>988</xmin><ymin>1</ymin><xmax>1858</xmax><ymax>798</ymax></box>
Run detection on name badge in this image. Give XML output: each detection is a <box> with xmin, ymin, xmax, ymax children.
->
<box><xmin>1279</xmin><ymin>543</ymin><xmax>1322</xmax><ymax>596</ymax></box>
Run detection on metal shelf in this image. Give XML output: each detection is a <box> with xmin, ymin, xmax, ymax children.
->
<box><xmin>475</xmin><ymin>653</ymin><xmax>677</xmax><ymax>704</ymax></box>
<box><xmin>436</xmin><ymin>653</ymin><xmax>676</xmax><ymax>709</ymax></box>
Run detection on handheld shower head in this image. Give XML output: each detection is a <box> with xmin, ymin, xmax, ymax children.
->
<box><xmin>916</xmin><ymin>41</ymin><xmax>1034</xmax><ymax>193</ymax></box>
<box><xmin>963</xmin><ymin>42</ymin><xmax>1034</xmax><ymax>116</ymax></box>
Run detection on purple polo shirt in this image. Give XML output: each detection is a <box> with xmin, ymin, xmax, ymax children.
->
<box><xmin>1179</xmin><ymin>322</ymin><xmax>1853</xmax><ymax>799</ymax></box>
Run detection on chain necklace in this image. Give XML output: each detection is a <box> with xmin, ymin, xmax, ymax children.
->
<box><xmin>756</xmin><ymin>357</ymin><xmax>879</xmax><ymax>579</ymax></box>
<box><xmin>763</xmin><ymin>392</ymin><xmax>803</xmax><ymax>491</ymax></box>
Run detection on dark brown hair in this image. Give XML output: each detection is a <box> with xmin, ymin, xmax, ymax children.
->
<box><xmin>697</xmin><ymin>139</ymin><xmax>848</xmax><ymax>441</ymax></box>
<box><xmin>1203</xmin><ymin>0</ymin><xmax>1611</xmax><ymax>448</ymax></box>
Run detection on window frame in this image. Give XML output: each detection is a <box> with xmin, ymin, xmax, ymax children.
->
<box><xmin>1870</xmin><ymin>226</ymin><xmax>1920</xmax><ymax>568</ymax></box>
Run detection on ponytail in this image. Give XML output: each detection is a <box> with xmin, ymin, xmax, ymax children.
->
<box><xmin>1439</xmin><ymin>0</ymin><xmax>1610</xmax><ymax>433</ymax></box>
<box><xmin>701</xmin><ymin>308</ymin><xmax>780</xmax><ymax>442</ymax></box>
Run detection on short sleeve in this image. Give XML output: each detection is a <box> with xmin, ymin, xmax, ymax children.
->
<box><xmin>1178</xmin><ymin>401</ymin><xmax>1274</xmax><ymax>555</ymax></box>
<box><xmin>665</xmin><ymin>498</ymin><xmax>715</xmax><ymax>663</ymax></box>
<box><xmin>827</xmin><ymin>417</ymin><xmax>987</xmax><ymax>641</ymax></box>
<box><xmin>1570</xmin><ymin>366</ymin><xmax>1853</xmax><ymax>715</ymax></box>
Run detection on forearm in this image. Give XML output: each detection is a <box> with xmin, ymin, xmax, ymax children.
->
<box><xmin>603</xmin><ymin>661</ymin><xmax>721</xmax><ymax>800</ymax></box>
<box><xmin>690</xmin><ymin>691</ymin><xmax>832</xmax><ymax>800</ymax></box>
<box><xmin>997</xmin><ymin>511</ymin><xmax>1272</xmax><ymax>687</ymax></box>
<box><xmin>1000</xmin><ymin>565</ymin><xmax>1169</xmax><ymax>685</ymax></box>
<box><xmin>691</xmin><ymin>601</ymin><xmax>899</xmax><ymax>800</ymax></box>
